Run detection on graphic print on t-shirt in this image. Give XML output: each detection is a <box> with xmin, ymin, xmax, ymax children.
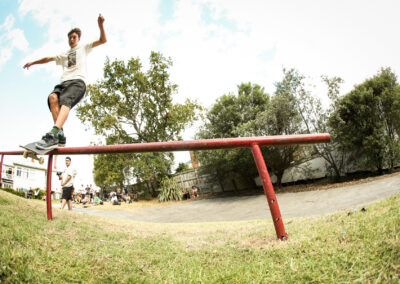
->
<box><xmin>67</xmin><ymin>51</ymin><xmax>76</xmax><ymax>67</ymax></box>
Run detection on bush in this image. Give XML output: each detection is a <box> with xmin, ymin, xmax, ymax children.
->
<box><xmin>157</xmin><ymin>177</ymin><xmax>184</xmax><ymax>202</ymax></box>
<box><xmin>0</xmin><ymin>187</ymin><xmax>25</xmax><ymax>198</ymax></box>
<box><xmin>142</xmin><ymin>192</ymin><xmax>153</xmax><ymax>201</ymax></box>
<box><xmin>32</xmin><ymin>188</ymin><xmax>46</xmax><ymax>200</ymax></box>
<box><xmin>0</xmin><ymin>187</ymin><xmax>46</xmax><ymax>199</ymax></box>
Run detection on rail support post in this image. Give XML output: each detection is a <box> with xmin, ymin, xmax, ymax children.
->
<box><xmin>46</xmin><ymin>154</ymin><xmax>53</xmax><ymax>220</ymax></box>
<box><xmin>0</xmin><ymin>154</ymin><xmax>3</xmax><ymax>188</ymax></box>
<box><xmin>251</xmin><ymin>144</ymin><xmax>287</xmax><ymax>240</ymax></box>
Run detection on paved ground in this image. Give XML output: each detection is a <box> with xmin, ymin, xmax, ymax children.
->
<box><xmin>59</xmin><ymin>174</ymin><xmax>400</xmax><ymax>223</ymax></box>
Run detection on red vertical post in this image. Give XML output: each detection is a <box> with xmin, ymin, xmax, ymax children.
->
<box><xmin>46</xmin><ymin>154</ymin><xmax>53</xmax><ymax>220</ymax></box>
<box><xmin>0</xmin><ymin>154</ymin><xmax>4</xmax><ymax>188</ymax></box>
<box><xmin>251</xmin><ymin>144</ymin><xmax>287</xmax><ymax>240</ymax></box>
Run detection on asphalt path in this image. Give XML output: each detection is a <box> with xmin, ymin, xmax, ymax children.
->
<box><xmin>62</xmin><ymin>174</ymin><xmax>400</xmax><ymax>223</ymax></box>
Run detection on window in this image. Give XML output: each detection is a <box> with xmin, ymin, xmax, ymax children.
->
<box><xmin>16</xmin><ymin>167</ymin><xmax>22</xmax><ymax>177</ymax></box>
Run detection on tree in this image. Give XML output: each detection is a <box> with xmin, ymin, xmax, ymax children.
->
<box><xmin>196</xmin><ymin>83</ymin><xmax>270</xmax><ymax>188</ymax></box>
<box><xmin>295</xmin><ymin>75</ymin><xmax>348</xmax><ymax>179</ymax></box>
<box><xmin>236</xmin><ymin>69</ymin><xmax>308</xmax><ymax>187</ymax></box>
<box><xmin>175</xmin><ymin>162</ymin><xmax>190</xmax><ymax>173</ymax></box>
<box><xmin>329</xmin><ymin>67</ymin><xmax>400</xmax><ymax>173</ymax></box>
<box><xmin>76</xmin><ymin>52</ymin><xmax>202</xmax><ymax>187</ymax></box>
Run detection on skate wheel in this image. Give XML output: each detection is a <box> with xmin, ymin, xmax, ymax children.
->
<box><xmin>23</xmin><ymin>152</ymin><xmax>28</xmax><ymax>159</ymax></box>
<box><xmin>39</xmin><ymin>157</ymin><xmax>44</xmax><ymax>164</ymax></box>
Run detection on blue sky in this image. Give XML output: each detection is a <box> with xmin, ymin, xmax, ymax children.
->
<box><xmin>1</xmin><ymin>0</ymin><xmax>400</xmax><ymax>186</ymax></box>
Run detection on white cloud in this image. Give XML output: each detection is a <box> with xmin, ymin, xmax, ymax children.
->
<box><xmin>8</xmin><ymin>0</ymin><xmax>400</xmax><ymax>184</ymax></box>
<box><xmin>0</xmin><ymin>14</ymin><xmax>28</xmax><ymax>69</ymax></box>
<box><xmin>15</xmin><ymin>0</ymin><xmax>400</xmax><ymax>104</ymax></box>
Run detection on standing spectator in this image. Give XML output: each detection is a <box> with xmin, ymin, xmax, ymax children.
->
<box><xmin>94</xmin><ymin>186</ymin><xmax>100</xmax><ymax>199</ymax></box>
<box><xmin>103</xmin><ymin>185</ymin><xmax>108</xmax><ymax>200</ymax></box>
<box><xmin>116</xmin><ymin>187</ymin><xmax>122</xmax><ymax>202</ymax></box>
<box><xmin>89</xmin><ymin>185</ymin><xmax>94</xmax><ymax>202</ymax></box>
<box><xmin>59</xmin><ymin>157</ymin><xmax>77</xmax><ymax>211</ymax></box>
<box><xmin>85</xmin><ymin>184</ymin><xmax>90</xmax><ymax>197</ymax></box>
<box><xmin>78</xmin><ymin>184</ymin><xmax>84</xmax><ymax>200</ymax></box>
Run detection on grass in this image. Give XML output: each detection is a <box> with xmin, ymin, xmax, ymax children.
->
<box><xmin>0</xmin><ymin>191</ymin><xmax>399</xmax><ymax>283</ymax></box>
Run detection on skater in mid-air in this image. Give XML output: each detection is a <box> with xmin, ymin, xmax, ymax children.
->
<box><xmin>23</xmin><ymin>14</ymin><xmax>107</xmax><ymax>150</ymax></box>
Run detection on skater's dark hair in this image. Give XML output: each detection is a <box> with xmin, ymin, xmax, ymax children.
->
<box><xmin>66</xmin><ymin>157</ymin><xmax>71</xmax><ymax>161</ymax></box>
<box><xmin>68</xmin><ymin>28</ymin><xmax>81</xmax><ymax>39</ymax></box>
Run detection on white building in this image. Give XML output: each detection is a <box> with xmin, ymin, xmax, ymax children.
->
<box><xmin>1</xmin><ymin>164</ymin><xmax>14</xmax><ymax>189</ymax></box>
<box><xmin>1</xmin><ymin>162</ymin><xmax>60</xmax><ymax>192</ymax></box>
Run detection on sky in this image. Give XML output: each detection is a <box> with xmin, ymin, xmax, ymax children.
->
<box><xmin>1</xmin><ymin>0</ymin><xmax>400</xmax><ymax>187</ymax></box>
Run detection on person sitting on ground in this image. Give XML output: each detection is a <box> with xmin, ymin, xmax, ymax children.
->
<box><xmin>131</xmin><ymin>191</ymin><xmax>139</xmax><ymax>202</ymax></box>
<box><xmin>116</xmin><ymin>187</ymin><xmax>122</xmax><ymax>202</ymax></box>
<box><xmin>81</xmin><ymin>195</ymin><xmax>90</xmax><ymax>205</ymax></box>
<box><xmin>75</xmin><ymin>193</ymin><xmax>82</xmax><ymax>203</ymax></box>
<box><xmin>92</xmin><ymin>194</ymin><xmax>103</xmax><ymax>205</ymax></box>
<box><xmin>191</xmin><ymin>185</ymin><xmax>199</xmax><ymax>198</ymax></box>
<box><xmin>110</xmin><ymin>192</ymin><xmax>120</xmax><ymax>205</ymax></box>
<box><xmin>182</xmin><ymin>188</ymin><xmax>190</xmax><ymax>200</ymax></box>
<box><xmin>108</xmin><ymin>191</ymin><xmax>115</xmax><ymax>201</ymax></box>
<box><xmin>121</xmin><ymin>190</ymin><xmax>131</xmax><ymax>203</ymax></box>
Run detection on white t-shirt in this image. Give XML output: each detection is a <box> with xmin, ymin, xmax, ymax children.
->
<box><xmin>55</xmin><ymin>42</ymin><xmax>93</xmax><ymax>83</ymax></box>
<box><xmin>62</xmin><ymin>166</ymin><xmax>77</xmax><ymax>187</ymax></box>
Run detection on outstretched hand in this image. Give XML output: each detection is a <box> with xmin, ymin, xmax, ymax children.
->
<box><xmin>98</xmin><ymin>13</ymin><xmax>105</xmax><ymax>26</ymax></box>
<box><xmin>23</xmin><ymin>62</ymin><xmax>32</xmax><ymax>69</ymax></box>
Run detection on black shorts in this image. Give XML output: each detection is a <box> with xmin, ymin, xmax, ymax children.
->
<box><xmin>48</xmin><ymin>79</ymin><xmax>86</xmax><ymax>110</ymax></box>
<box><xmin>62</xmin><ymin>186</ymin><xmax>74</xmax><ymax>201</ymax></box>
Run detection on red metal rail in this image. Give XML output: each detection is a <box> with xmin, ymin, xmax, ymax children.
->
<box><xmin>0</xmin><ymin>133</ymin><xmax>331</xmax><ymax>240</ymax></box>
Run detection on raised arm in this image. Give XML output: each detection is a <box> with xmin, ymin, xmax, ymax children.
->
<box><xmin>92</xmin><ymin>14</ymin><xmax>107</xmax><ymax>48</ymax></box>
<box><xmin>23</xmin><ymin>57</ymin><xmax>55</xmax><ymax>69</ymax></box>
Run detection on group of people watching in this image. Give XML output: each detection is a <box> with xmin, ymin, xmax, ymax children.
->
<box><xmin>73</xmin><ymin>185</ymin><xmax>139</xmax><ymax>206</ymax></box>
<box><xmin>73</xmin><ymin>184</ymin><xmax>103</xmax><ymax>205</ymax></box>
<box><xmin>108</xmin><ymin>187</ymin><xmax>139</xmax><ymax>205</ymax></box>
<box><xmin>183</xmin><ymin>185</ymin><xmax>199</xmax><ymax>200</ymax></box>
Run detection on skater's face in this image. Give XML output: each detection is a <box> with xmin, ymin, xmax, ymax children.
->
<box><xmin>68</xmin><ymin>32</ymin><xmax>80</xmax><ymax>48</ymax></box>
<box><xmin>65</xmin><ymin>158</ymin><xmax>71</xmax><ymax>167</ymax></box>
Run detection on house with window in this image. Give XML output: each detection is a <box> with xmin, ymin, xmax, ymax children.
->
<box><xmin>1</xmin><ymin>162</ymin><xmax>60</xmax><ymax>192</ymax></box>
<box><xmin>1</xmin><ymin>164</ymin><xmax>14</xmax><ymax>189</ymax></box>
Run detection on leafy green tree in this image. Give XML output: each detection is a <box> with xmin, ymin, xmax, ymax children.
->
<box><xmin>93</xmin><ymin>153</ymin><xmax>132</xmax><ymax>188</ymax></box>
<box><xmin>237</xmin><ymin>69</ymin><xmax>308</xmax><ymax>187</ymax></box>
<box><xmin>175</xmin><ymin>162</ymin><xmax>190</xmax><ymax>173</ymax></box>
<box><xmin>295</xmin><ymin>75</ymin><xmax>348</xmax><ymax>179</ymax></box>
<box><xmin>76</xmin><ymin>52</ymin><xmax>202</xmax><ymax>187</ymax></box>
<box><xmin>329</xmin><ymin>67</ymin><xmax>400</xmax><ymax>173</ymax></box>
<box><xmin>196</xmin><ymin>83</ymin><xmax>270</xmax><ymax>188</ymax></box>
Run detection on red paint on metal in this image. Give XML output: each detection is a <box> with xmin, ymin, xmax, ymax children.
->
<box><xmin>0</xmin><ymin>134</ymin><xmax>331</xmax><ymax>156</ymax></box>
<box><xmin>55</xmin><ymin>133</ymin><xmax>331</xmax><ymax>155</ymax></box>
<box><xmin>46</xmin><ymin>154</ymin><xmax>53</xmax><ymax>220</ymax></box>
<box><xmin>251</xmin><ymin>144</ymin><xmax>287</xmax><ymax>240</ymax></box>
